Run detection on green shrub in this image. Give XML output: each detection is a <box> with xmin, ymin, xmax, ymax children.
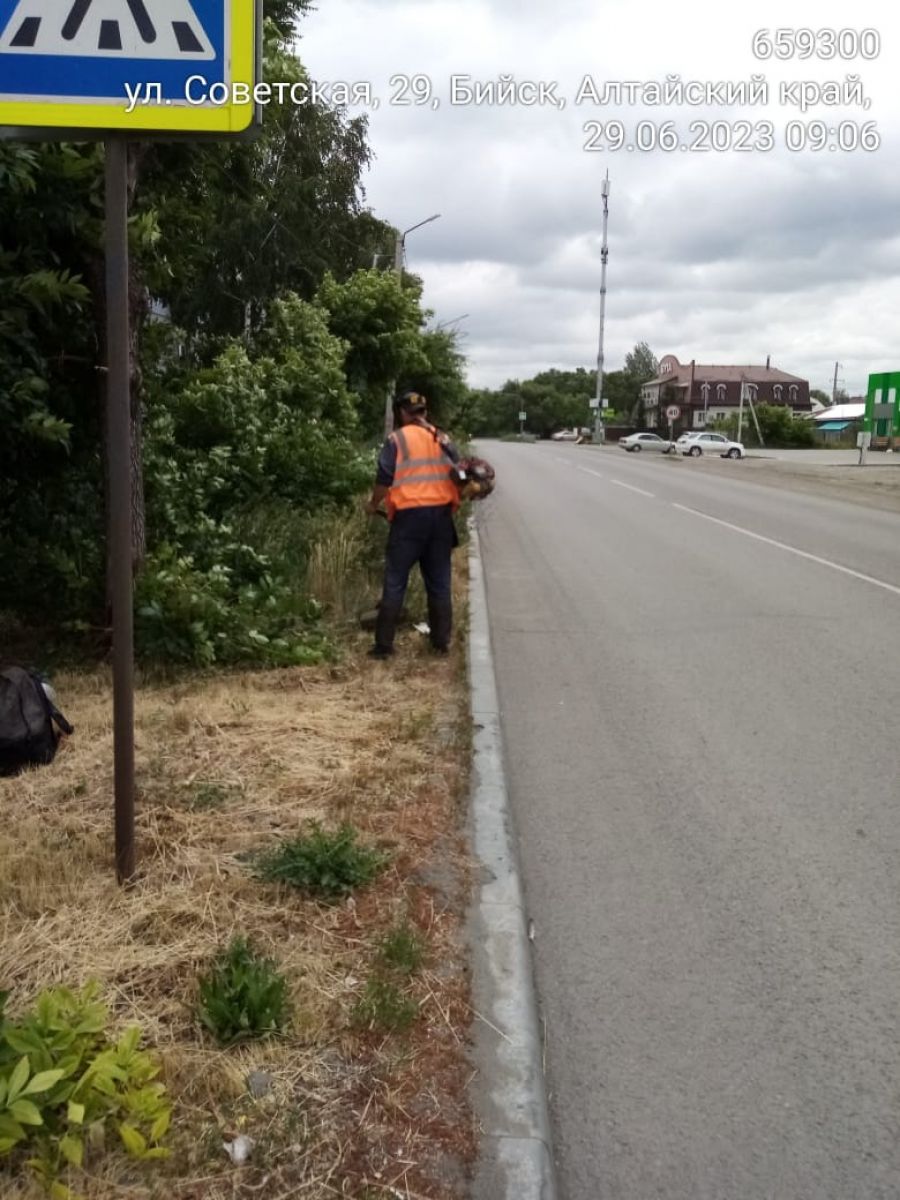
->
<box><xmin>135</xmin><ymin>544</ymin><xmax>334</xmax><ymax>668</ymax></box>
<box><xmin>351</xmin><ymin>977</ymin><xmax>417</xmax><ymax>1034</ymax></box>
<box><xmin>377</xmin><ymin>924</ymin><xmax>425</xmax><ymax>976</ymax></box>
<box><xmin>0</xmin><ymin>982</ymin><xmax>171</xmax><ymax>1198</ymax></box>
<box><xmin>197</xmin><ymin>937</ymin><xmax>289</xmax><ymax>1046</ymax></box>
<box><xmin>131</xmin><ymin>299</ymin><xmax>374</xmax><ymax>667</ymax></box>
<box><xmin>710</xmin><ymin>404</ymin><xmax>815</xmax><ymax>449</ymax></box>
<box><xmin>255</xmin><ymin>823</ymin><xmax>386</xmax><ymax>900</ymax></box>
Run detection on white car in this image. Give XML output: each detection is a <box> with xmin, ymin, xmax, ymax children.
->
<box><xmin>679</xmin><ymin>432</ymin><xmax>745</xmax><ymax>459</ymax></box>
<box><xmin>619</xmin><ymin>432</ymin><xmax>675</xmax><ymax>453</ymax></box>
<box><xmin>551</xmin><ymin>428</ymin><xmax>581</xmax><ymax>441</ymax></box>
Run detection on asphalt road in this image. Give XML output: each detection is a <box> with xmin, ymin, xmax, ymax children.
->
<box><xmin>475</xmin><ymin>441</ymin><xmax>900</xmax><ymax>1200</ymax></box>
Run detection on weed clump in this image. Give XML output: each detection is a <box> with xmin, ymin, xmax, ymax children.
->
<box><xmin>377</xmin><ymin>923</ymin><xmax>426</xmax><ymax>975</ymax></box>
<box><xmin>197</xmin><ymin>937</ymin><xmax>289</xmax><ymax>1046</ymax></box>
<box><xmin>255</xmin><ymin>823</ymin><xmax>386</xmax><ymax>900</ymax></box>
<box><xmin>351</xmin><ymin>978</ymin><xmax>418</xmax><ymax>1034</ymax></box>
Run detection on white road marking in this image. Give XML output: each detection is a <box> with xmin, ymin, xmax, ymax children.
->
<box><xmin>575</xmin><ymin>464</ymin><xmax>654</xmax><ymax>496</ymax></box>
<box><xmin>673</xmin><ymin>503</ymin><xmax>900</xmax><ymax>599</ymax></box>
<box><xmin>610</xmin><ymin>479</ymin><xmax>655</xmax><ymax>499</ymax></box>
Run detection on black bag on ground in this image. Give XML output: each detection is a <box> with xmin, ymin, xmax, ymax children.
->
<box><xmin>0</xmin><ymin>667</ymin><xmax>74</xmax><ymax>777</ymax></box>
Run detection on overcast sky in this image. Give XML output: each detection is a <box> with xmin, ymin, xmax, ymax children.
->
<box><xmin>298</xmin><ymin>0</ymin><xmax>900</xmax><ymax>394</ymax></box>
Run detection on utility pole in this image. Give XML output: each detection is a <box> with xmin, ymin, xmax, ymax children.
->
<box><xmin>746</xmin><ymin>382</ymin><xmax>764</xmax><ymax>446</ymax></box>
<box><xmin>593</xmin><ymin>172</ymin><xmax>610</xmax><ymax>443</ymax></box>
<box><xmin>737</xmin><ymin>380</ymin><xmax>745</xmax><ymax>444</ymax></box>
<box><xmin>832</xmin><ymin>361</ymin><xmax>842</xmax><ymax>406</ymax></box>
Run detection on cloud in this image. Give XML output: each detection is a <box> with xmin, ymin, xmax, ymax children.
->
<box><xmin>299</xmin><ymin>0</ymin><xmax>900</xmax><ymax>395</ymax></box>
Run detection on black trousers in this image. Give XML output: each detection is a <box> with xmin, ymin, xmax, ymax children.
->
<box><xmin>376</xmin><ymin>505</ymin><xmax>456</xmax><ymax>651</ymax></box>
<box><xmin>382</xmin><ymin>505</ymin><xmax>455</xmax><ymax>606</ymax></box>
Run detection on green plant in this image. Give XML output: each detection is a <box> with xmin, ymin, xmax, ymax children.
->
<box><xmin>255</xmin><ymin>823</ymin><xmax>386</xmax><ymax>900</ymax></box>
<box><xmin>135</xmin><ymin>543</ymin><xmax>334</xmax><ymax>668</ymax></box>
<box><xmin>197</xmin><ymin>937</ymin><xmax>289</xmax><ymax>1046</ymax></box>
<box><xmin>0</xmin><ymin>983</ymin><xmax>170</xmax><ymax>1198</ymax></box>
<box><xmin>377</xmin><ymin>924</ymin><xmax>425</xmax><ymax>976</ymax></box>
<box><xmin>351</xmin><ymin>977</ymin><xmax>418</xmax><ymax>1034</ymax></box>
<box><xmin>188</xmin><ymin>781</ymin><xmax>234</xmax><ymax>811</ymax></box>
<box><xmin>709</xmin><ymin>404</ymin><xmax>815</xmax><ymax>449</ymax></box>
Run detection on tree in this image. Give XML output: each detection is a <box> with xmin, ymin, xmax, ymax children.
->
<box><xmin>139</xmin><ymin>26</ymin><xmax>393</xmax><ymax>346</ymax></box>
<box><xmin>602</xmin><ymin>370</ymin><xmax>639</xmax><ymax>422</ymax></box>
<box><xmin>0</xmin><ymin>3</ymin><xmax>414</xmax><ymax>641</ymax></box>
<box><xmin>810</xmin><ymin>388</ymin><xmax>831</xmax><ymax>407</ymax></box>
<box><xmin>465</xmin><ymin>370</ymin><xmax>592</xmax><ymax>438</ymax></box>
<box><xmin>0</xmin><ymin>143</ymin><xmax>107</xmax><ymax>614</ymax></box>
<box><xmin>710</xmin><ymin>404</ymin><xmax>814</xmax><ymax>448</ymax></box>
<box><xmin>624</xmin><ymin>342</ymin><xmax>659</xmax><ymax>384</ymax></box>
<box><xmin>400</xmin><ymin>329</ymin><xmax>468</xmax><ymax>430</ymax></box>
<box><xmin>315</xmin><ymin>270</ymin><xmax>430</xmax><ymax>437</ymax></box>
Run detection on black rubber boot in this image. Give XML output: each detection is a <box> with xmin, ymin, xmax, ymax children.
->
<box><xmin>370</xmin><ymin>602</ymin><xmax>401</xmax><ymax>658</ymax></box>
<box><xmin>427</xmin><ymin>597</ymin><xmax>453</xmax><ymax>653</ymax></box>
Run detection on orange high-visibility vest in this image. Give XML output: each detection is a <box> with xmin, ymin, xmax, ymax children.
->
<box><xmin>387</xmin><ymin>423</ymin><xmax>460</xmax><ymax>520</ymax></box>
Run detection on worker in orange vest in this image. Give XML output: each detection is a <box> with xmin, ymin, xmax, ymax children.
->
<box><xmin>366</xmin><ymin>391</ymin><xmax>461</xmax><ymax>658</ymax></box>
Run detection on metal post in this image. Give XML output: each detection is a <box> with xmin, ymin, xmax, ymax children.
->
<box><xmin>737</xmin><ymin>381</ymin><xmax>745</xmax><ymax>444</ymax></box>
<box><xmin>384</xmin><ymin>231</ymin><xmax>405</xmax><ymax>439</ymax></box>
<box><xmin>593</xmin><ymin>172</ymin><xmax>610</xmax><ymax>444</ymax></box>
<box><xmin>104</xmin><ymin>138</ymin><xmax>136</xmax><ymax>885</ymax></box>
<box><xmin>384</xmin><ymin>215</ymin><xmax>440</xmax><ymax>440</ymax></box>
<box><xmin>382</xmin><ymin>230</ymin><xmax>405</xmax><ymax>439</ymax></box>
<box><xmin>383</xmin><ymin>390</ymin><xmax>395</xmax><ymax>440</ymax></box>
<box><xmin>747</xmin><ymin>385</ymin><xmax>764</xmax><ymax>446</ymax></box>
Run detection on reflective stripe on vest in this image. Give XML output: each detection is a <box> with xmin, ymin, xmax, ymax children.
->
<box><xmin>387</xmin><ymin>424</ymin><xmax>459</xmax><ymax>517</ymax></box>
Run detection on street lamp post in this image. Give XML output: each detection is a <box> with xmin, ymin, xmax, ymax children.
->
<box><xmin>384</xmin><ymin>213</ymin><xmax>441</xmax><ymax>438</ymax></box>
<box><xmin>394</xmin><ymin>213</ymin><xmax>441</xmax><ymax>279</ymax></box>
<box><xmin>435</xmin><ymin>313</ymin><xmax>469</xmax><ymax>331</ymax></box>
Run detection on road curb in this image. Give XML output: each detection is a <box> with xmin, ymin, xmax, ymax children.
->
<box><xmin>467</xmin><ymin>521</ymin><xmax>558</xmax><ymax>1200</ymax></box>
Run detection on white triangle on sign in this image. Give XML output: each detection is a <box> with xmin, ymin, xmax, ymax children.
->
<box><xmin>0</xmin><ymin>0</ymin><xmax>215</xmax><ymax>59</ymax></box>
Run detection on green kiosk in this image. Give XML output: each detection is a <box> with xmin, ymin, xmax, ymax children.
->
<box><xmin>864</xmin><ymin>372</ymin><xmax>900</xmax><ymax>449</ymax></box>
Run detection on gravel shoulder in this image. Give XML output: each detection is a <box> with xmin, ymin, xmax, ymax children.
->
<box><xmin>631</xmin><ymin>451</ymin><xmax>900</xmax><ymax>514</ymax></box>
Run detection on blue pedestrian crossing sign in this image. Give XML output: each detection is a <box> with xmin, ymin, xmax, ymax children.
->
<box><xmin>0</xmin><ymin>0</ymin><xmax>258</xmax><ymax>135</ymax></box>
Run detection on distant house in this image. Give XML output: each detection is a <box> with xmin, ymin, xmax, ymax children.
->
<box><xmin>641</xmin><ymin>355</ymin><xmax>811</xmax><ymax>431</ymax></box>
<box><xmin>812</xmin><ymin>400</ymin><xmax>865</xmax><ymax>440</ymax></box>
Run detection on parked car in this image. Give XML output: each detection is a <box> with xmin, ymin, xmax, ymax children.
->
<box><xmin>619</xmin><ymin>432</ymin><xmax>675</xmax><ymax>453</ymax></box>
<box><xmin>551</xmin><ymin>428</ymin><xmax>581</xmax><ymax>441</ymax></box>
<box><xmin>679</xmin><ymin>431</ymin><xmax>745</xmax><ymax>459</ymax></box>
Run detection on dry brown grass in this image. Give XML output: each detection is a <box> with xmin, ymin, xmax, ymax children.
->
<box><xmin>0</xmin><ymin>567</ymin><xmax>475</xmax><ymax>1199</ymax></box>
